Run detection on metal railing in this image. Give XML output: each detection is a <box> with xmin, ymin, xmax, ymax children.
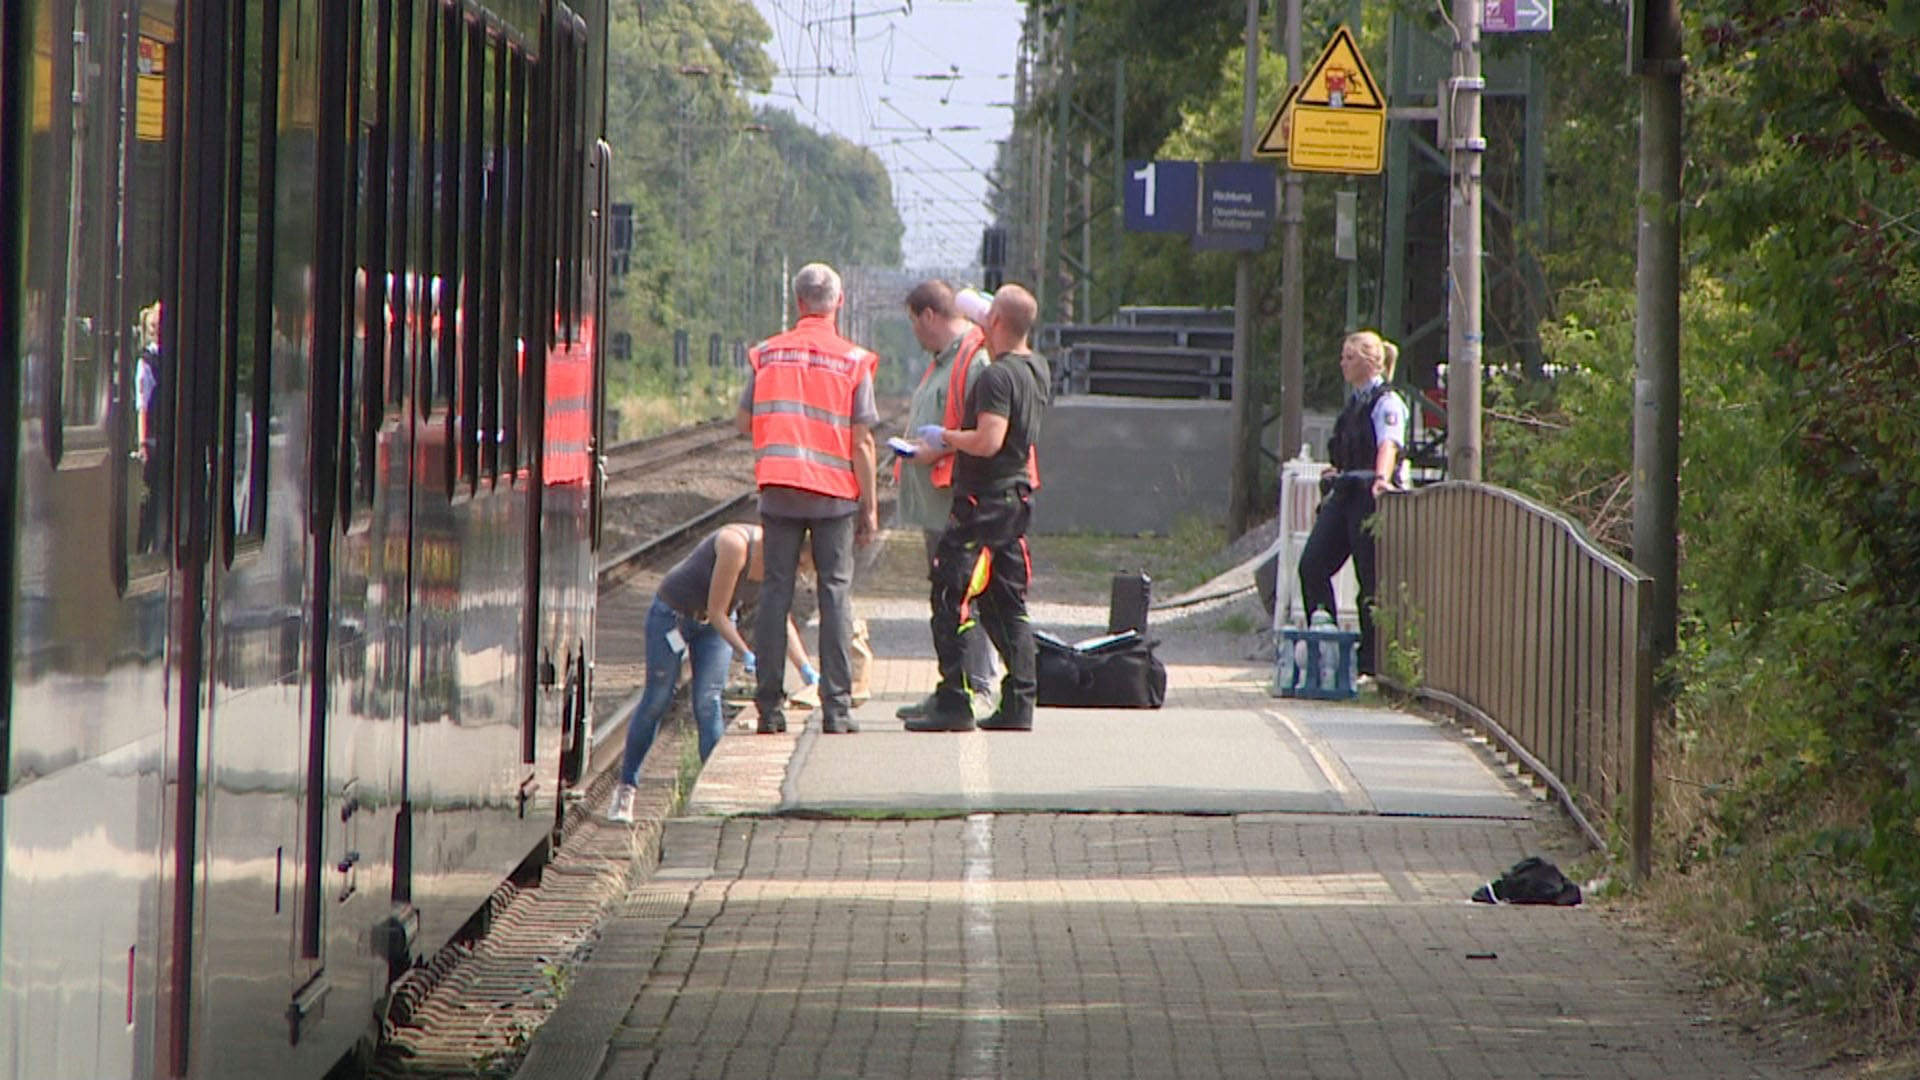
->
<box><xmin>1377</xmin><ymin>482</ymin><xmax>1655</xmax><ymax>880</ymax></box>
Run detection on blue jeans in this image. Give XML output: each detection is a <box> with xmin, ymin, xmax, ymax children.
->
<box><xmin>620</xmin><ymin>597</ymin><xmax>736</xmax><ymax>785</ymax></box>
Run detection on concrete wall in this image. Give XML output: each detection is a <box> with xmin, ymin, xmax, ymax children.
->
<box><xmin>1032</xmin><ymin>398</ymin><xmax>1232</xmax><ymax>536</ymax></box>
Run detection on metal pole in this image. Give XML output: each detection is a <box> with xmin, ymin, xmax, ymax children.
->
<box><xmin>1278</xmin><ymin>0</ymin><xmax>1304</xmax><ymax>463</ymax></box>
<box><xmin>1445</xmin><ymin>0</ymin><xmax>1484</xmax><ymax>480</ymax></box>
<box><xmin>1229</xmin><ymin>0</ymin><xmax>1262</xmax><ymax>535</ymax></box>
<box><xmin>1633</xmin><ymin>0</ymin><xmax>1682</xmax><ymax>674</ymax></box>
<box><xmin>1044</xmin><ymin>1</ymin><xmax>1074</xmax><ymax>326</ymax></box>
<box><xmin>1113</xmin><ymin>58</ymin><xmax>1126</xmax><ymax>320</ymax></box>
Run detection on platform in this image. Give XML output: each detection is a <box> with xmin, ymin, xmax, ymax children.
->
<box><xmin>516</xmin><ymin>591</ymin><xmax>1806</xmax><ymax>1080</ymax></box>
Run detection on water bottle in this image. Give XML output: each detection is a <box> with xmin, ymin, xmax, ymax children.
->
<box><xmin>955</xmin><ymin>287</ymin><xmax>993</xmax><ymax>325</ymax></box>
<box><xmin>1275</xmin><ymin>620</ymin><xmax>1298</xmax><ymax>692</ymax></box>
<box><xmin>1309</xmin><ymin>608</ymin><xmax>1337</xmax><ymax>690</ymax></box>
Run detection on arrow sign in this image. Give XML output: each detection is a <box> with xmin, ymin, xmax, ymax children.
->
<box><xmin>1484</xmin><ymin>0</ymin><xmax>1553</xmax><ymax>32</ymax></box>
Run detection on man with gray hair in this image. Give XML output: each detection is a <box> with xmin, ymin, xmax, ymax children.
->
<box><xmin>735</xmin><ymin>262</ymin><xmax>881</xmax><ymax>735</ymax></box>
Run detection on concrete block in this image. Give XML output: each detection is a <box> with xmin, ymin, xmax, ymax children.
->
<box><xmin>1032</xmin><ymin>398</ymin><xmax>1231</xmax><ymax>535</ymax></box>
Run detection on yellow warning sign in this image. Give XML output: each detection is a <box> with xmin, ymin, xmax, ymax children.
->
<box><xmin>1287</xmin><ymin>106</ymin><xmax>1386</xmax><ymax>174</ymax></box>
<box><xmin>1295</xmin><ymin>25</ymin><xmax>1384</xmax><ymax>111</ymax></box>
<box><xmin>136</xmin><ymin>37</ymin><xmax>167</xmax><ymax>142</ymax></box>
<box><xmin>1253</xmin><ymin>83</ymin><xmax>1299</xmax><ymax>159</ymax></box>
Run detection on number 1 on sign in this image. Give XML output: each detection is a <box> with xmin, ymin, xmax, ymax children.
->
<box><xmin>1132</xmin><ymin>161</ymin><xmax>1156</xmax><ymax>217</ymax></box>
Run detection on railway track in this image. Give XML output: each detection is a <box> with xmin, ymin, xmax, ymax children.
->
<box><xmin>371</xmin><ymin>408</ymin><xmax>905</xmax><ymax>1078</ymax></box>
<box><xmin>602</xmin><ymin>417</ymin><xmax>742</xmax><ymax>486</ymax></box>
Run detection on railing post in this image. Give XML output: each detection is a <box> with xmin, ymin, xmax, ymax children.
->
<box><xmin>1630</xmin><ymin>576</ymin><xmax>1655</xmax><ymax>882</ymax></box>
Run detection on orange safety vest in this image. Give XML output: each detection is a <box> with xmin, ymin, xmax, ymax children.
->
<box><xmin>925</xmin><ymin>325</ymin><xmax>989</xmax><ymax>490</ymax></box>
<box><xmin>748</xmin><ymin>314</ymin><xmax>876</xmax><ymax>500</ymax></box>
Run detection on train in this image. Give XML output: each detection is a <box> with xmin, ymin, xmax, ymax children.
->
<box><xmin>2</xmin><ymin>0</ymin><xmax>612</xmax><ymax>1075</ymax></box>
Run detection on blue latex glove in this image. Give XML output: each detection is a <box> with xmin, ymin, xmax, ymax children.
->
<box><xmin>916</xmin><ymin>424</ymin><xmax>947</xmax><ymax>451</ymax></box>
<box><xmin>740</xmin><ymin>650</ymin><xmax>757</xmax><ymax>676</ymax></box>
<box><xmin>800</xmin><ymin>663</ymin><xmax>819</xmax><ymax>687</ymax></box>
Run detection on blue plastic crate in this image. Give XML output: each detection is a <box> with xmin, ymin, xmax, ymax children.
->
<box><xmin>1273</xmin><ymin>626</ymin><xmax>1360</xmax><ymax>700</ymax></box>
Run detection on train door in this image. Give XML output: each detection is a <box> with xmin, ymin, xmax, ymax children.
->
<box><xmin>535</xmin><ymin>7</ymin><xmax>596</xmax><ymax>807</ymax></box>
<box><xmin>0</xmin><ymin>0</ymin><xmax>176</xmax><ymax>1075</ymax></box>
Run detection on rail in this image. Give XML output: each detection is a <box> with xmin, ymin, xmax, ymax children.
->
<box><xmin>1376</xmin><ymin>482</ymin><xmax>1655</xmax><ymax>880</ymax></box>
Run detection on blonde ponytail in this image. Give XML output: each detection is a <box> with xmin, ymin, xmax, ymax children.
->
<box><xmin>1342</xmin><ymin>330</ymin><xmax>1399</xmax><ymax>381</ymax></box>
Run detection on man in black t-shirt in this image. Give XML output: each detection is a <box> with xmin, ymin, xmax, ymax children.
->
<box><xmin>907</xmin><ymin>284</ymin><xmax>1050</xmax><ymax>732</ymax></box>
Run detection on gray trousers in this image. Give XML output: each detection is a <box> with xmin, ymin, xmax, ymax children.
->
<box><xmin>925</xmin><ymin>528</ymin><xmax>999</xmax><ymax>693</ymax></box>
<box><xmin>756</xmin><ymin>512</ymin><xmax>857</xmax><ymax>724</ymax></box>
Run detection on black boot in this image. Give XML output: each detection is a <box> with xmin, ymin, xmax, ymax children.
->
<box><xmin>976</xmin><ymin>706</ymin><xmax>1032</xmax><ymax>731</ymax></box>
<box><xmin>904</xmin><ymin>692</ymin><xmax>975</xmax><ymax>732</ymax></box>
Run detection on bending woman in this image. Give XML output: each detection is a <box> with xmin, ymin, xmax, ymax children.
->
<box><xmin>1297</xmin><ymin>330</ymin><xmax>1408</xmax><ymax>677</ymax></box>
<box><xmin>608</xmin><ymin>523</ymin><xmax>815</xmax><ymax>823</ymax></box>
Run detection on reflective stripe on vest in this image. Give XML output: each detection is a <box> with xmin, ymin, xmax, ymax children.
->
<box><xmin>748</xmin><ymin>315</ymin><xmax>872</xmax><ymax>500</ymax></box>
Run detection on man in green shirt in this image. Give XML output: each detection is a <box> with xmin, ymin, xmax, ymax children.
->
<box><xmin>896</xmin><ymin>280</ymin><xmax>997</xmax><ymax>720</ymax></box>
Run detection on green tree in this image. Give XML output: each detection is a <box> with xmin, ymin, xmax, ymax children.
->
<box><xmin>600</xmin><ymin>0</ymin><xmax>905</xmax><ymax>408</ymax></box>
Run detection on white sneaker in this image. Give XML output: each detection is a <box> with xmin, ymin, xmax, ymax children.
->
<box><xmin>606</xmin><ymin>784</ymin><xmax>637</xmax><ymax>824</ymax></box>
<box><xmin>969</xmin><ymin>690</ymin><xmax>998</xmax><ymax>722</ymax></box>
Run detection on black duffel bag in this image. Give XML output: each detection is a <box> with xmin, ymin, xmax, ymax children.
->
<box><xmin>1036</xmin><ymin>630</ymin><xmax>1168</xmax><ymax>708</ymax></box>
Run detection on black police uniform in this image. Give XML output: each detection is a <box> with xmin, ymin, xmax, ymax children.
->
<box><xmin>1297</xmin><ymin>382</ymin><xmax>1399</xmax><ymax>675</ymax></box>
<box><xmin>923</xmin><ymin>349</ymin><xmax>1049</xmax><ymax>730</ymax></box>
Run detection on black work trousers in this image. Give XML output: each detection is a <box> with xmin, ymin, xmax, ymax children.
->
<box><xmin>930</xmin><ymin>486</ymin><xmax>1035</xmax><ymax>723</ymax></box>
<box><xmin>1297</xmin><ymin>484</ymin><xmax>1380</xmax><ymax>675</ymax></box>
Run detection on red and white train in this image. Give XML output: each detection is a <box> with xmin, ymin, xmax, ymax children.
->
<box><xmin>1</xmin><ymin>0</ymin><xmax>611</xmax><ymax>1074</ymax></box>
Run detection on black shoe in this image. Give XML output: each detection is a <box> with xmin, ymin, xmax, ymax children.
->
<box><xmin>976</xmin><ymin>710</ymin><xmax>1032</xmax><ymax>732</ymax></box>
<box><xmin>756</xmin><ymin>710</ymin><xmax>787</xmax><ymax>734</ymax></box>
<box><xmin>823</xmin><ymin>715</ymin><xmax>860</xmax><ymax>734</ymax></box>
<box><xmin>904</xmin><ymin>700</ymin><xmax>975</xmax><ymax>732</ymax></box>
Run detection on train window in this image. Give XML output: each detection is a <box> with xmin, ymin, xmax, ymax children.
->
<box><xmin>557</xmin><ymin>29</ymin><xmax>580</xmax><ymax>339</ymax></box>
<box><xmin>414</xmin><ymin>0</ymin><xmax>439</xmax><ymax>420</ymax></box>
<box><xmin>569</xmin><ymin>23</ymin><xmax>589</xmax><ymax>341</ymax></box>
<box><xmin>435</xmin><ymin>1</ymin><xmax>463</xmax><ymax>429</ymax></box>
<box><xmin>29</xmin><ymin>0</ymin><xmax>122</xmax><ymax>465</ymax></box>
<box><xmin>129</xmin><ymin>28</ymin><xmax>181</xmax><ymax>565</ymax></box>
<box><xmin>500</xmin><ymin>50</ymin><xmax>529</xmax><ymax>479</ymax></box>
<box><xmin>479</xmin><ymin>35</ymin><xmax>507</xmax><ymax>484</ymax></box>
<box><xmin>457</xmin><ymin>16</ymin><xmax>484</xmax><ymax>491</ymax></box>
<box><xmin>386</xmin><ymin>0</ymin><xmax>417</xmax><ymax>413</ymax></box>
<box><xmin>1</xmin><ymin>0</ymin><xmax>21</xmax><ymax>755</ymax></box>
<box><xmin>359</xmin><ymin>0</ymin><xmax>392</xmax><ymax>493</ymax></box>
<box><xmin>220</xmin><ymin>0</ymin><xmax>278</xmax><ymax>558</ymax></box>
<box><xmin>336</xmin><ymin>0</ymin><xmax>370</xmax><ymax>525</ymax></box>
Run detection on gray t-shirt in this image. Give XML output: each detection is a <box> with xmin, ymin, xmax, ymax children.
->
<box><xmin>739</xmin><ymin>369</ymin><xmax>880</xmax><ymax>519</ymax></box>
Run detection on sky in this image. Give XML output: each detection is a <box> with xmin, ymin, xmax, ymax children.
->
<box><xmin>749</xmin><ymin>0</ymin><xmax>1028</xmax><ymax>271</ymax></box>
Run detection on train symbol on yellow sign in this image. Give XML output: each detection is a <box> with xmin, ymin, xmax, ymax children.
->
<box><xmin>1255</xmin><ymin>25</ymin><xmax>1386</xmax><ymax>175</ymax></box>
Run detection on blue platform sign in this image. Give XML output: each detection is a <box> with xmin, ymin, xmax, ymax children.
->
<box><xmin>1124</xmin><ymin>160</ymin><xmax>1198</xmax><ymax>234</ymax></box>
<box><xmin>1193</xmin><ymin>161</ymin><xmax>1277</xmax><ymax>251</ymax></box>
